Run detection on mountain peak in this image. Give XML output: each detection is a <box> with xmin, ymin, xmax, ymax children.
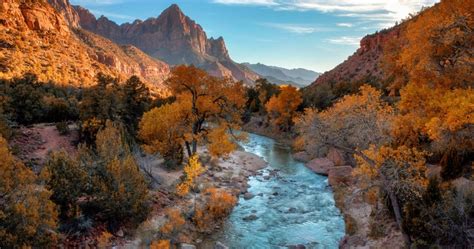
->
<box><xmin>161</xmin><ymin>4</ymin><xmax>184</xmax><ymax>17</ymax></box>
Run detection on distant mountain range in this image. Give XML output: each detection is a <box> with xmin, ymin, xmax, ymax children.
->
<box><xmin>242</xmin><ymin>63</ymin><xmax>320</xmax><ymax>87</ymax></box>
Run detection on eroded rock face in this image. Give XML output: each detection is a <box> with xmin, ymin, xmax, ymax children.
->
<box><xmin>1</xmin><ymin>0</ymin><xmax>70</xmax><ymax>34</ymax></box>
<box><xmin>305</xmin><ymin>158</ymin><xmax>335</xmax><ymax>175</ymax></box>
<box><xmin>328</xmin><ymin>166</ymin><xmax>353</xmax><ymax>187</ymax></box>
<box><xmin>327</xmin><ymin>147</ymin><xmax>346</xmax><ymax>166</ymax></box>
<box><xmin>74</xmin><ymin>4</ymin><xmax>258</xmax><ymax>84</ymax></box>
<box><xmin>47</xmin><ymin>0</ymin><xmax>79</xmax><ymax>28</ymax></box>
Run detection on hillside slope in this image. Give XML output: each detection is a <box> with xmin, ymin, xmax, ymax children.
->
<box><xmin>301</xmin><ymin>25</ymin><xmax>402</xmax><ymax>107</ymax></box>
<box><xmin>0</xmin><ymin>0</ymin><xmax>169</xmax><ymax>93</ymax></box>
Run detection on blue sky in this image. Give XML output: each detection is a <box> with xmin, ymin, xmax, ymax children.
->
<box><xmin>70</xmin><ymin>0</ymin><xmax>438</xmax><ymax>72</ymax></box>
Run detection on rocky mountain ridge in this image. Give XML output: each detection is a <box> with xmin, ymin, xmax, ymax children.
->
<box><xmin>242</xmin><ymin>62</ymin><xmax>320</xmax><ymax>87</ymax></box>
<box><xmin>311</xmin><ymin>27</ymin><xmax>400</xmax><ymax>87</ymax></box>
<box><xmin>74</xmin><ymin>4</ymin><xmax>259</xmax><ymax>84</ymax></box>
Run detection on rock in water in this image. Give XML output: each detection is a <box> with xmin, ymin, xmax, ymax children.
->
<box><xmin>243</xmin><ymin>214</ymin><xmax>258</xmax><ymax>221</ymax></box>
<box><xmin>243</xmin><ymin>192</ymin><xmax>255</xmax><ymax>200</ymax></box>
<box><xmin>215</xmin><ymin>242</ymin><xmax>229</xmax><ymax>249</ymax></box>
<box><xmin>305</xmin><ymin>158</ymin><xmax>334</xmax><ymax>175</ymax></box>
<box><xmin>180</xmin><ymin>243</ymin><xmax>196</xmax><ymax>249</ymax></box>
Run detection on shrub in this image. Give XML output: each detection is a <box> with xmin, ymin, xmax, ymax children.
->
<box><xmin>56</xmin><ymin>121</ymin><xmax>70</xmax><ymax>135</ymax></box>
<box><xmin>0</xmin><ymin>136</ymin><xmax>58</xmax><ymax>248</ymax></box>
<box><xmin>194</xmin><ymin>188</ymin><xmax>237</xmax><ymax>232</ymax></box>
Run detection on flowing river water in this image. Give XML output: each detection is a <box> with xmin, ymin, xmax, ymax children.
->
<box><xmin>208</xmin><ymin>133</ymin><xmax>345</xmax><ymax>248</ymax></box>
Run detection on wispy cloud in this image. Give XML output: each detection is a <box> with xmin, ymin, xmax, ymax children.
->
<box><xmin>212</xmin><ymin>0</ymin><xmax>278</xmax><ymax>6</ymax></box>
<box><xmin>213</xmin><ymin>0</ymin><xmax>439</xmax><ymax>27</ymax></box>
<box><xmin>327</xmin><ymin>36</ymin><xmax>362</xmax><ymax>46</ymax></box>
<box><xmin>336</xmin><ymin>22</ymin><xmax>353</xmax><ymax>27</ymax></box>
<box><xmin>262</xmin><ymin>23</ymin><xmax>330</xmax><ymax>34</ymax></box>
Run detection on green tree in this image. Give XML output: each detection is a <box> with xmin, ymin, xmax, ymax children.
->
<box><xmin>42</xmin><ymin>151</ymin><xmax>89</xmax><ymax>218</ymax></box>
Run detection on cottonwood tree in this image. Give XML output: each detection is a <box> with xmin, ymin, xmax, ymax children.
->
<box><xmin>265</xmin><ymin>85</ymin><xmax>302</xmax><ymax>131</ymax></box>
<box><xmin>294</xmin><ymin>85</ymin><xmax>393</xmax><ymax>157</ymax></box>
<box><xmin>139</xmin><ymin>65</ymin><xmax>246</xmax><ymax>162</ymax></box>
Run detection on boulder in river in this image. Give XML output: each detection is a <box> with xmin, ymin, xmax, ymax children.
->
<box><xmin>180</xmin><ymin>243</ymin><xmax>196</xmax><ymax>249</ymax></box>
<box><xmin>215</xmin><ymin>241</ymin><xmax>229</xmax><ymax>249</ymax></box>
<box><xmin>293</xmin><ymin>151</ymin><xmax>312</xmax><ymax>162</ymax></box>
<box><xmin>243</xmin><ymin>214</ymin><xmax>258</xmax><ymax>221</ymax></box>
<box><xmin>305</xmin><ymin>158</ymin><xmax>334</xmax><ymax>175</ymax></box>
<box><xmin>243</xmin><ymin>192</ymin><xmax>255</xmax><ymax>200</ymax></box>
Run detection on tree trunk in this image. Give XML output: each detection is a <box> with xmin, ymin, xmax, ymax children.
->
<box><xmin>383</xmin><ymin>178</ymin><xmax>411</xmax><ymax>247</ymax></box>
<box><xmin>185</xmin><ymin>141</ymin><xmax>192</xmax><ymax>158</ymax></box>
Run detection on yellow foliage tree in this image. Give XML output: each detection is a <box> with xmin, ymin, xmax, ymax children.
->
<box><xmin>0</xmin><ymin>136</ymin><xmax>58</xmax><ymax>248</ymax></box>
<box><xmin>385</xmin><ymin>0</ymin><xmax>474</xmax><ymax>179</ymax></box>
<box><xmin>176</xmin><ymin>154</ymin><xmax>204</xmax><ymax>197</ymax></box>
<box><xmin>265</xmin><ymin>85</ymin><xmax>302</xmax><ymax>131</ymax></box>
<box><xmin>353</xmin><ymin>145</ymin><xmax>428</xmax><ymax>245</ymax></box>
<box><xmin>139</xmin><ymin>101</ymin><xmax>189</xmax><ymax>167</ymax></box>
<box><xmin>139</xmin><ymin>65</ymin><xmax>246</xmax><ymax>161</ymax></box>
<box><xmin>294</xmin><ymin>85</ymin><xmax>393</xmax><ymax>157</ymax></box>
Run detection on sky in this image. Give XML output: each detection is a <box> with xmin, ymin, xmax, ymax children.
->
<box><xmin>69</xmin><ymin>0</ymin><xmax>439</xmax><ymax>72</ymax></box>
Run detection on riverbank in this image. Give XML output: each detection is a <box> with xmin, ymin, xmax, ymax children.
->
<box><xmin>298</xmin><ymin>153</ymin><xmax>406</xmax><ymax>248</ymax></box>
<box><xmin>125</xmin><ymin>148</ymin><xmax>268</xmax><ymax>248</ymax></box>
<box><xmin>242</xmin><ymin>116</ymin><xmax>294</xmax><ymax>146</ymax></box>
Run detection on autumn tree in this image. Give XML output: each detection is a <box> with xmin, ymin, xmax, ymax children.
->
<box><xmin>0</xmin><ymin>136</ymin><xmax>58</xmax><ymax>248</ymax></box>
<box><xmin>139</xmin><ymin>102</ymin><xmax>189</xmax><ymax>168</ymax></box>
<box><xmin>386</xmin><ymin>0</ymin><xmax>474</xmax><ymax>179</ymax></box>
<box><xmin>265</xmin><ymin>85</ymin><xmax>302</xmax><ymax>131</ymax></box>
<box><xmin>353</xmin><ymin>145</ymin><xmax>428</xmax><ymax>245</ymax></box>
<box><xmin>139</xmin><ymin>65</ymin><xmax>246</xmax><ymax>161</ymax></box>
<box><xmin>294</xmin><ymin>85</ymin><xmax>393</xmax><ymax>157</ymax></box>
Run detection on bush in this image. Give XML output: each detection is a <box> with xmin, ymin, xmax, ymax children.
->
<box><xmin>56</xmin><ymin>121</ymin><xmax>70</xmax><ymax>135</ymax></box>
<box><xmin>194</xmin><ymin>188</ymin><xmax>237</xmax><ymax>232</ymax></box>
<box><xmin>0</xmin><ymin>136</ymin><xmax>58</xmax><ymax>248</ymax></box>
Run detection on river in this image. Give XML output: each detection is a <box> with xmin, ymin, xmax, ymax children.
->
<box><xmin>208</xmin><ymin>133</ymin><xmax>345</xmax><ymax>248</ymax></box>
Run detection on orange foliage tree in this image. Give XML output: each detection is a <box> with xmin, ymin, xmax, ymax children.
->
<box><xmin>386</xmin><ymin>0</ymin><xmax>474</xmax><ymax>179</ymax></box>
<box><xmin>139</xmin><ymin>65</ymin><xmax>246</xmax><ymax>162</ymax></box>
<box><xmin>265</xmin><ymin>85</ymin><xmax>302</xmax><ymax>131</ymax></box>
